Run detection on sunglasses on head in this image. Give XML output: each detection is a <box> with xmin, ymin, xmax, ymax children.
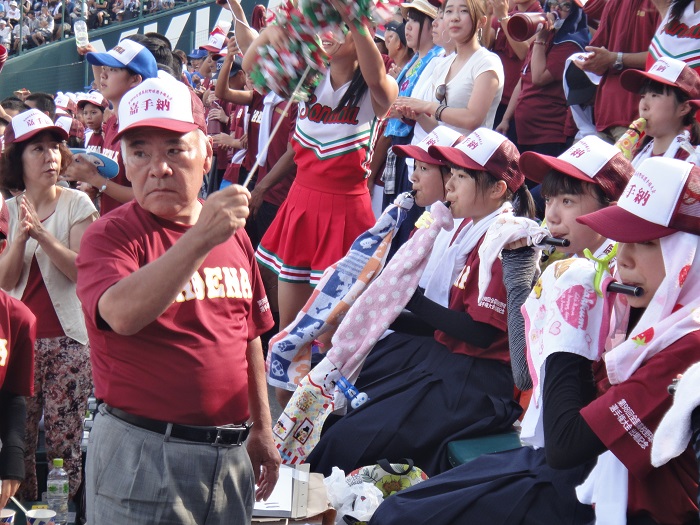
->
<box><xmin>547</xmin><ymin>0</ymin><xmax>573</xmax><ymax>10</ymax></box>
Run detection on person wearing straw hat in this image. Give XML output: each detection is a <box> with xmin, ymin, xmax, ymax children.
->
<box><xmin>0</xmin><ymin>109</ymin><xmax>97</xmax><ymax>502</ymax></box>
<box><xmin>0</xmin><ymin>200</ymin><xmax>37</xmax><ymax>511</ymax></box>
<box><xmin>75</xmin><ymin>74</ymin><xmax>279</xmax><ymax>525</ymax></box>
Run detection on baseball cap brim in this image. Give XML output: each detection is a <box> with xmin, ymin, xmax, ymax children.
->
<box><xmin>114</xmin><ymin>119</ymin><xmax>199</xmax><ymax>141</ymax></box>
<box><xmin>428</xmin><ymin>145</ymin><xmax>486</xmax><ymax>171</ymax></box>
<box><xmin>8</xmin><ymin>125</ymin><xmax>68</xmax><ymax>145</ymax></box>
<box><xmin>86</xmin><ymin>51</ymin><xmax>129</xmax><ymax>70</ymax></box>
<box><xmin>393</xmin><ymin>144</ymin><xmax>444</xmax><ymax>165</ymax></box>
<box><xmin>519</xmin><ymin>151</ymin><xmax>593</xmax><ymax>185</ymax></box>
<box><xmin>77</xmin><ymin>99</ymin><xmax>107</xmax><ymax>109</ymax></box>
<box><xmin>576</xmin><ymin>205</ymin><xmax>678</xmax><ymax>242</ymax></box>
<box><xmin>187</xmin><ymin>49</ymin><xmax>207</xmax><ymax>59</ymax></box>
<box><xmin>620</xmin><ymin>68</ymin><xmax>678</xmax><ymax>94</ymax></box>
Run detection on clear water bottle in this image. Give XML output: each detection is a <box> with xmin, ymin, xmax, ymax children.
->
<box><xmin>47</xmin><ymin>458</ymin><xmax>69</xmax><ymax>525</ymax></box>
<box><xmin>74</xmin><ymin>19</ymin><xmax>89</xmax><ymax>48</ymax></box>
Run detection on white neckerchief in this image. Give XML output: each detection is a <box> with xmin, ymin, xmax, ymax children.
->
<box><xmin>256</xmin><ymin>91</ymin><xmax>285</xmax><ymax>167</ymax></box>
<box><xmin>419</xmin><ymin>216</ymin><xmax>465</xmax><ymax>293</ymax></box>
<box><xmin>578</xmin><ymin>232</ymin><xmax>700</xmax><ymax>524</ymax></box>
<box><xmin>631</xmin><ymin>130</ymin><xmax>691</xmax><ymax>168</ymax></box>
<box><xmin>422</xmin><ymin>202</ymin><xmax>512</xmax><ymax>307</ymax></box>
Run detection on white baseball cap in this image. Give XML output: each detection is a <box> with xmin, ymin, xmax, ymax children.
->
<box><xmin>578</xmin><ymin>157</ymin><xmax>700</xmax><ymax>241</ymax></box>
<box><xmin>115</xmin><ymin>73</ymin><xmax>206</xmax><ymax>140</ymax></box>
<box><xmin>3</xmin><ymin>108</ymin><xmax>68</xmax><ymax>145</ymax></box>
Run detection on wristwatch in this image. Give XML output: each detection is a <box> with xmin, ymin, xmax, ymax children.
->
<box><xmin>613</xmin><ymin>52</ymin><xmax>624</xmax><ymax>71</ymax></box>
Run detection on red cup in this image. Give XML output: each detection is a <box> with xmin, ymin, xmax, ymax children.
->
<box><xmin>506</xmin><ymin>13</ymin><xmax>548</xmax><ymax>42</ymax></box>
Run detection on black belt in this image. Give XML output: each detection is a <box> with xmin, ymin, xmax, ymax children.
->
<box><xmin>104</xmin><ymin>405</ymin><xmax>250</xmax><ymax>446</ymax></box>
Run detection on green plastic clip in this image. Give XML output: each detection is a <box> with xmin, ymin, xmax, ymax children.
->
<box><xmin>583</xmin><ymin>243</ymin><xmax>618</xmax><ymax>297</ymax></box>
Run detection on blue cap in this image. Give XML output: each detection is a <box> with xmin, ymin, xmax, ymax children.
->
<box><xmin>86</xmin><ymin>39</ymin><xmax>158</xmax><ymax>79</ymax></box>
<box><xmin>187</xmin><ymin>48</ymin><xmax>208</xmax><ymax>60</ymax></box>
<box><xmin>214</xmin><ymin>55</ymin><xmax>243</xmax><ymax>79</ymax></box>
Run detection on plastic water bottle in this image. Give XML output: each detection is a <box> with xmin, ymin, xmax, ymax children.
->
<box><xmin>74</xmin><ymin>19</ymin><xmax>89</xmax><ymax>48</ymax></box>
<box><xmin>47</xmin><ymin>458</ymin><xmax>69</xmax><ymax>525</ymax></box>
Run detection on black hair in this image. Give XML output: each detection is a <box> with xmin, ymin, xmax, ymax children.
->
<box><xmin>1</xmin><ymin>97</ymin><xmax>29</xmax><ymax>114</ymax></box>
<box><xmin>145</xmin><ymin>31</ymin><xmax>172</xmax><ymax>51</ymax></box>
<box><xmin>669</xmin><ymin>0</ymin><xmax>693</xmax><ymax>26</ymax></box>
<box><xmin>448</xmin><ymin>165</ymin><xmax>537</xmax><ymax>218</ymax></box>
<box><xmin>406</xmin><ymin>9</ymin><xmax>433</xmax><ymax>52</ymax></box>
<box><xmin>82</xmin><ymin>101</ymin><xmax>106</xmax><ymax>114</ymax></box>
<box><xmin>335</xmin><ymin>67</ymin><xmax>369</xmax><ymax>111</ymax></box>
<box><xmin>25</xmin><ymin>92</ymin><xmax>56</xmax><ymax>120</ymax></box>
<box><xmin>0</xmin><ymin>129</ymin><xmax>72</xmax><ymax>192</ymax></box>
<box><xmin>125</xmin><ymin>33</ymin><xmax>176</xmax><ymax>76</ymax></box>
<box><xmin>540</xmin><ymin>170</ymin><xmax>610</xmax><ymax>207</ymax></box>
<box><xmin>639</xmin><ymin>78</ymin><xmax>700</xmax><ymax>138</ymax></box>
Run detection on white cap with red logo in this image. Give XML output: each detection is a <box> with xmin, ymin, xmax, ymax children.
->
<box><xmin>115</xmin><ymin>73</ymin><xmax>207</xmax><ymax>140</ymax></box>
<box><xmin>3</xmin><ymin>108</ymin><xmax>68</xmax><ymax>145</ymax></box>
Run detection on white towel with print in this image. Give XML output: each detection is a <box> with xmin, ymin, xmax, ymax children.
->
<box><xmin>519</xmin><ymin>257</ymin><xmax>615</xmax><ymax>449</ymax></box>
<box><xmin>477</xmin><ymin>214</ymin><xmax>551</xmax><ymax>303</ymax></box>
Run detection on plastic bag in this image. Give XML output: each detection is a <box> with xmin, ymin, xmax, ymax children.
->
<box><xmin>324</xmin><ymin>467</ymin><xmax>383</xmax><ymax>524</ymax></box>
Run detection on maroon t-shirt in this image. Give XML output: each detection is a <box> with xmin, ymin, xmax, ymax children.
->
<box><xmin>435</xmin><ymin>237</ymin><xmax>510</xmax><ymax>362</ymax></box>
<box><xmin>21</xmin><ymin>257</ymin><xmax>63</xmax><ymax>339</ymax></box>
<box><xmin>491</xmin><ymin>0</ymin><xmax>543</xmax><ymax>106</ymax></box>
<box><xmin>208</xmin><ymin>100</ymin><xmax>233</xmax><ymax>171</ymax></box>
<box><xmin>257</xmin><ymin>101</ymin><xmax>298</xmax><ymax>207</ymax></box>
<box><xmin>581</xmin><ymin>331</ymin><xmax>700</xmax><ymax>524</ymax></box>
<box><xmin>0</xmin><ymin>291</ymin><xmax>36</xmax><ymax>396</ymax></box>
<box><xmin>515</xmin><ymin>40</ymin><xmax>582</xmax><ymax>145</ymax></box>
<box><xmin>99</xmin><ymin>114</ymin><xmax>131</xmax><ymax>215</ymax></box>
<box><xmin>76</xmin><ymin>200</ymin><xmax>275</xmax><ymax>426</ymax></box>
<box><xmin>591</xmin><ymin>0</ymin><xmax>660</xmax><ymax>131</ymax></box>
<box><xmin>242</xmin><ymin>91</ymin><xmax>264</xmax><ymax>173</ymax></box>
<box><xmin>86</xmin><ymin>129</ymin><xmax>104</xmax><ymax>151</ymax></box>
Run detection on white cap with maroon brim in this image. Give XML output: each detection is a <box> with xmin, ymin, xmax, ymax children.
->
<box><xmin>577</xmin><ymin>157</ymin><xmax>700</xmax><ymax>242</ymax></box>
<box><xmin>115</xmin><ymin>73</ymin><xmax>207</xmax><ymax>140</ymax></box>
<box><xmin>621</xmin><ymin>57</ymin><xmax>700</xmax><ymax>99</ymax></box>
<box><xmin>3</xmin><ymin>108</ymin><xmax>68</xmax><ymax>145</ymax></box>
<box><xmin>392</xmin><ymin>125</ymin><xmax>464</xmax><ymax>165</ymax></box>
<box><xmin>429</xmin><ymin>127</ymin><xmax>524</xmax><ymax>192</ymax></box>
<box><xmin>520</xmin><ymin>135</ymin><xmax>633</xmax><ymax>200</ymax></box>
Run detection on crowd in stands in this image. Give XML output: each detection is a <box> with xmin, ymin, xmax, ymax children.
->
<box><xmin>0</xmin><ymin>0</ymin><xmax>182</xmax><ymax>55</ymax></box>
<box><xmin>0</xmin><ymin>0</ymin><xmax>699</xmax><ymax>523</ymax></box>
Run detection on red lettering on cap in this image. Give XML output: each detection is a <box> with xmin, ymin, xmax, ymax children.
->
<box><xmin>129</xmin><ymin>101</ymin><xmax>139</xmax><ymax>115</ymax></box>
<box><xmin>625</xmin><ymin>184</ymin><xmax>637</xmax><ymax>198</ymax></box>
<box><xmin>465</xmin><ymin>138</ymin><xmax>479</xmax><ymax>149</ymax></box>
<box><xmin>569</xmin><ymin>148</ymin><xmax>586</xmax><ymax>158</ymax></box>
<box><xmin>156</xmin><ymin>99</ymin><xmax>170</xmax><ymax>111</ymax></box>
<box><xmin>113</xmin><ymin>45</ymin><xmax>125</xmax><ymax>54</ymax></box>
<box><xmin>634</xmin><ymin>188</ymin><xmax>651</xmax><ymax>206</ymax></box>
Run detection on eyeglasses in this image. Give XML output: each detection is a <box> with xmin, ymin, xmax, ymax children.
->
<box><xmin>435</xmin><ymin>84</ymin><xmax>447</xmax><ymax>105</ymax></box>
<box><xmin>547</xmin><ymin>0</ymin><xmax>572</xmax><ymax>10</ymax></box>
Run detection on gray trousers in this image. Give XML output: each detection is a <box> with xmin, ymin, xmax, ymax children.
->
<box><xmin>86</xmin><ymin>405</ymin><xmax>255</xmax><ymax>525</ymax></box>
